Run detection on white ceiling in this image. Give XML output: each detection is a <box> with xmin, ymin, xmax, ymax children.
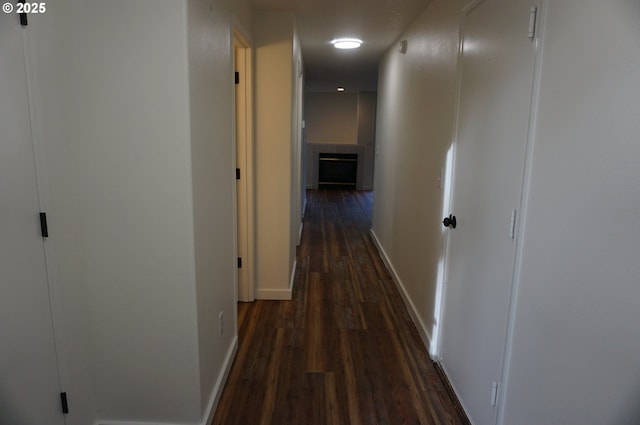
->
<box><xmin>250</xmin><ymin>0</ymin><xmax>432</xmax><ymax>91</ymax></box>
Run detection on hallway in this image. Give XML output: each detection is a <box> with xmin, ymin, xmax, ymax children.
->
<box><xmin>213</xmin><ymin>190</ymin><xmax>469</xmax><ymax>425</ymax></box>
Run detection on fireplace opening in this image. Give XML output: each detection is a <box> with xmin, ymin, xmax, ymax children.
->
<box><xmin>318</xmin><ymin>153</ymin><xmax>357</xmax><ymax>189</ymax></box>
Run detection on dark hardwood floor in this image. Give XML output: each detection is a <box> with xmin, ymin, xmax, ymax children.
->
<box><xmin>212</xmin><ymin>189</ymin><xmax>469</xmax><ymax>425</ymax></box>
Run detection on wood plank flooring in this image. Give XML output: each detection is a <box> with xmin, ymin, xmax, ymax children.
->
<box><xmin>212</xmin><ymin>189</ymin><xmax>469</xmax><ymax>425</ymax></box>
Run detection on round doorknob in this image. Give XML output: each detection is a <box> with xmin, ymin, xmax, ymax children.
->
<box><xmin>443</xmin><ymin>214</ymin><xmax>457</xmax><ymax>229</ymax></box>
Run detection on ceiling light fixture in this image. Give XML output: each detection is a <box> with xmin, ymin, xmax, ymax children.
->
<box><xmin>332</xmin><ymin>38</ymin><xmax>363</xmax><ymax>49</ymax></box>
<box><xmin>337</xmin><ymin>87</ymin><xmax>345</xmax><ymax>92</ymax></box>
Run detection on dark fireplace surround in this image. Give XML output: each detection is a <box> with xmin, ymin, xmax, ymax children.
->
<box><xmin>318</xmin><ymin>153</ymin><xmax>358</xmax><ymax>189</ymax></box>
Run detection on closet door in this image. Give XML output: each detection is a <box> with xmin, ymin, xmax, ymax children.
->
<box><xmin>0</xmin><ymin>12</ymin><xmax>66</xmax><ymax>425</ymax></box>
<box><xmin>440</xmin><ymin>1</ymin><xmax>538</xmax><ymax>424</ymax></box>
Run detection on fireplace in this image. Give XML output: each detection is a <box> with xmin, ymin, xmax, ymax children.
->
<box><xmin>318</xmin><ymin>153</ymin><xmax>357</xmax><ymax>189</ymax></box>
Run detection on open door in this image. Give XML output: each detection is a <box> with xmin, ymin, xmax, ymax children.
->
<box><xmin>234</xmin><ymin>33</ymin><xmax>255</xmax><ymax>302</ymax></box>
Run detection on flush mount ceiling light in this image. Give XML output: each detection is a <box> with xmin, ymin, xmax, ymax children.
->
<box><xmin>337</xmin><ymin>87</ymin><xmax>345</xmax><ymax>92</ymax></box>
<box><xmin>331</xmin><ymin>38</ymin><xmax>363</xmax><ymax>49</ymax></box>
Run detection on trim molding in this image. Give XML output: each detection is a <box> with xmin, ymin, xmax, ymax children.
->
<box><xmin>369</xmin><ymin>229</ymin><xmax>432</xmax><ymax>352</ymax></box>
<box><xmin>255</xmin><ymin>260</ymin><xmax>296</xmax><ymax>300</ymax></box>
<box><xmin>298</xmin><ymin>222</ymin><xmax>304</xmax><ymax>246</ymax></box>
<box><xmin>255</xmin><ymin>288</ymin><xmax>292</xmax><ymax>300</ymax></box>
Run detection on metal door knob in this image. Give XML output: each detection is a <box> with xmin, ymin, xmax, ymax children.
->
<box><xmin>443</xmin><ymin>214</ymin><xmax>457</xmax><ymax>229</ymax></box>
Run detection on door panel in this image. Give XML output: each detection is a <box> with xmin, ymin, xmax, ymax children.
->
<box><xmin>0</xmin><ymin>12</ymin><xmax>65</xmax><ymax>425</ymax></box>
<box><xmin>440</xmin><ymin>1</ymin><xmax>537</xmax><ymax>424</ymax></box>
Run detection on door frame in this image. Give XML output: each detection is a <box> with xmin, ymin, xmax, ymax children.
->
<box><xmin>233</xmin><ymin>29</ymin><xmax>256</xmax><ymax>302</ymax></box>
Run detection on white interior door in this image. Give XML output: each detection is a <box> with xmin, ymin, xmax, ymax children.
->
<box><xmin>0</xmin><ymin>12</ymin><xmax>65</xmax><ymax>425</ymax></box>
<box><xmin>440</xmin><ymin>1</ymin><xmax>538</xmax><ymax>424</ymax></box>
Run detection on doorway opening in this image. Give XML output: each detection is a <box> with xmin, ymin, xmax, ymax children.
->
<box><xmin>234</xmin><ymin>32</ymin><xmax>255</xmax><ymax>302</ymax></box>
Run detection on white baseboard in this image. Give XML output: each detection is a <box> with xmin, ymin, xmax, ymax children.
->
<box><xmin>255</xmin><ymin>260</ymin><xmax>296</xmax><ymax>300</ymax></box>
<box><xmin>369</xmin><ymin>229</ymin><xmax>432</xmax><ymax>352</ymax></box>
<box><xmin>255</xmin><ymin>288</ymin><xmax>292</xmax><ymax>300</ymax></box>
<box><xmin>302</xmin><ymin>196</ymin><xmax>307</xmax><ymax>218</ymax></box>
<box><xmin>298</xmin><ymin>221</ymin><xmax>304</xmax><ymax>246</ymax></box>
<box><xmin>201</xmin><ymin>335</ymin><xmax>239</xmax><ymax>425</ymax></box>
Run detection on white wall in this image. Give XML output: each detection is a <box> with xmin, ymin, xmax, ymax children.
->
<box><xmin>305</xmin><ymin>91</ymin><xmax>377</xmax><ymax>146</ymax></box>
<box><xmin>187</xmin><ymin>0</ymin><xmax>250</xmax><ymax>420</ymax></box>
<box><xmin>305</xmin><ymin>92</ymin><xmax>359</xmax><ymax>144</ymax></box>
<box><xmin>501</xmin><ymin>1</ymin><xmax>640</xmax><ymax>423</ymax></box>
<box><xmin>254</xmin><ymin>11</ymin><xmax>298</xmax><ymax>299</ymax></box>
<box><xmin>28</xmin><ymin>0</ymin><xmax>248</xmax><ymax>423</ymax></box>
<box><xmin>357</xmin><ymin>91</ymin><xmax>377</xmax><ymax>146</ymax></box>
<box><xmin>372</xmin><ymin>0</ymin><xmax>462</xmax><ymax>345</ymax></box>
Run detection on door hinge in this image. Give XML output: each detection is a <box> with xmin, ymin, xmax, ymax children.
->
<box><xmin>235</xmin><ymin>71</ymin><xmax>239</xmax><ymax>85</ymax></box>
<box><xmin>40</xmin><ymin>212</ymin><xmax>49</xmax><ymax>238</ymax></box>
<box><xmin>528</xmin><ymin>6</ymin><xmax>538</xmax><ymax>40</ymax></box>
<box><xmin>236</xmin><ymin>168</ymin><xmax>240</xmax><ymax>180</ymax></box>
<box><xmin>60</xmin><ymin>392</ymin><xmax>69</xmax><ymax>414</ymax></box>
<box><xmin>510</xmin><ymin>209</ymin><xmax>517</xmax><ymax>239</ymax></box>
<box><xmin>490</xmin><ymin>381</ymin><xmax>499</xmax><ymax>407</ymax></box>
<box><xmin>237</xmin><ymin>257</ymin><xmax>242</xmax><ymax>268</ymax></box>
<box><xmin>19</xmin><ymin>0</ymin><xmax>28</xmax><ymax>26</ymax></box>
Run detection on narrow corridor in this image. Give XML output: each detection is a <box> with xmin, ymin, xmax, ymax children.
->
<box><xmin>213</xmin><ymin>190</ymin><xmax>469</xmax><ymax>425</ymax></box>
